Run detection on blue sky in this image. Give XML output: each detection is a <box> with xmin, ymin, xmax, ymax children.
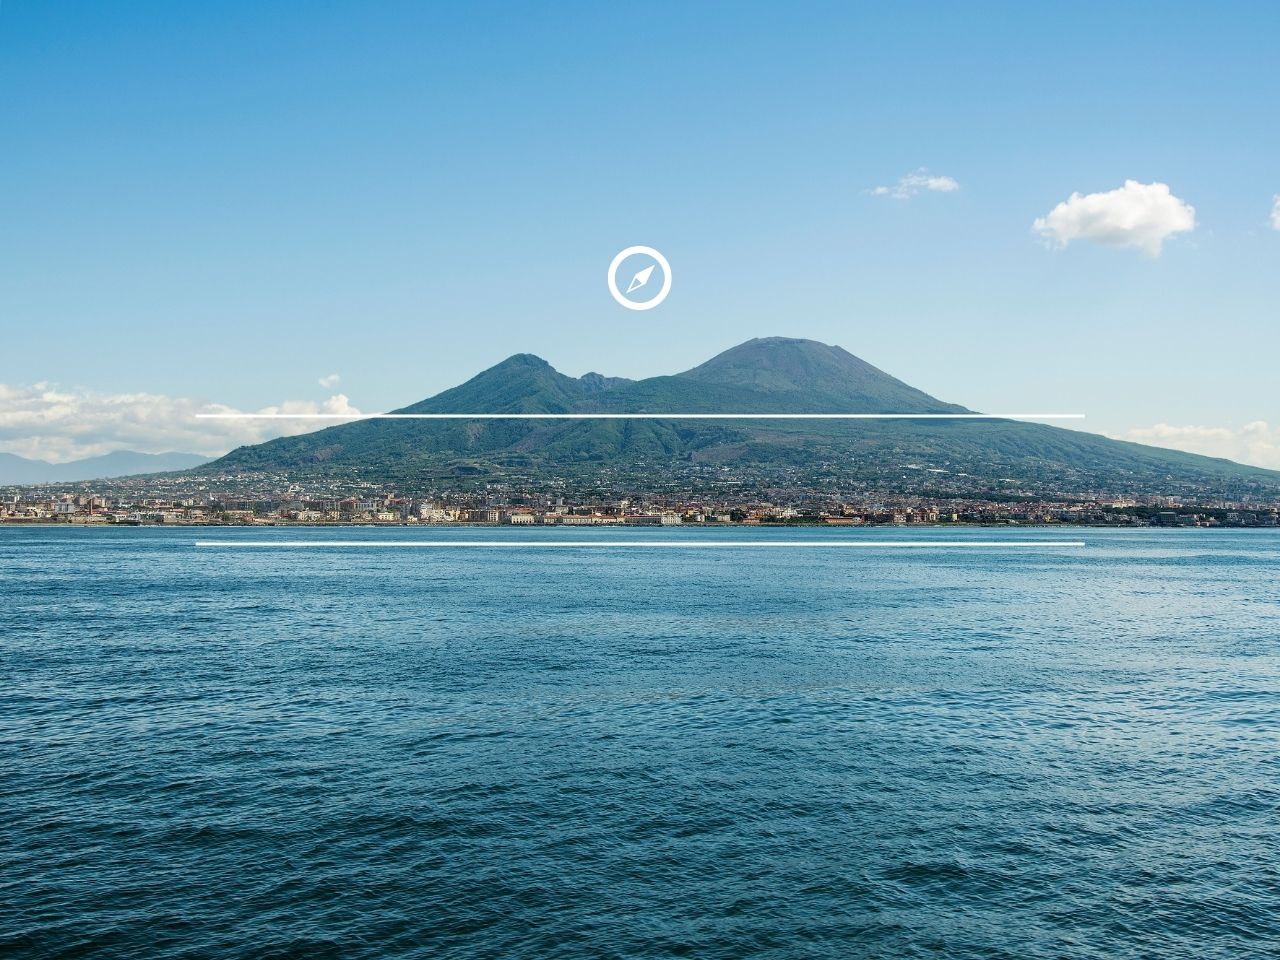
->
<box><xmin>2</xmin><ymin>1</ymin><xmax>1278</xmax><ymax>464</ymax></box>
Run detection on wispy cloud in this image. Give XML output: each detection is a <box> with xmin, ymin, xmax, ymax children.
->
<box><xmin>0</xmin><ymin>383</ymin><xmax>361</xmax><ymax>463</ymax></box>
<box><xmin>1271</xmin><ymin>195</ymin><xmax>1280</xmax><ymax>231</ymax></box>
<box><xmin>318</xmin><ymin>373</ymin><xmax>341</xmax><ymax>388</ymax></box>
<box><xmin>1115</xmin><ymin>421</ymin><xmax>1280</xmax><ymax>471</ymax></box>
<box><xmin>1033</xmin><ymin>180</ymin><xmax>1195</xmax><ymax>256</ymax></box>
<box><xmin>870</xmin><ymin>168</ymin><xmax>960</xmax><ymax>200</ymax></box>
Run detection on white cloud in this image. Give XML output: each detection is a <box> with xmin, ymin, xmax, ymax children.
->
<box><xmin>1271</xmin><ymin>195</ymin><xmax>1280</xmax><ymax>231</ymax></box>
<box><xmin>1033</xmin><ymin>180</ymin><xmax>1195</xmax><ymax>256</ymax></box>
<box><xmin>871</xmin><ymin>169</ymin><xmax>960</xmax><ymax>200</ymax></box>
<box><xmin>318</xmin><ymin>373</ymin><xmax>341</xmax><ymax>388</ymax></box>
<box><xmin>1116</xmin><ymin>421</ymin><xmax>1280</xmax><ymax>471</ymax></box>
<box><xmin>0</xmin><ymin>383</ymin><xmax>361</xmax><ymax>463</ymax></box>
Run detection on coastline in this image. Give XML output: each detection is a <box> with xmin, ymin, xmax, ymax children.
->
<box><xmin>3</xmin><ymin>519</ymin><xmax>1276</xmax><ymax>530</ymax></box>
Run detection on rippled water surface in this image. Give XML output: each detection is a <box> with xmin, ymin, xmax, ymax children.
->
<box><xmin>3</xmin><ymin>526</ymin><xmax>1279</xmax><ymax>958</ymax></box>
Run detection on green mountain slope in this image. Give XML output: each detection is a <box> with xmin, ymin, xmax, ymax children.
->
<box><xmin>204</xmin><ymin>338</ymin><xmax>1278</xmax><ymax>495</ymax></box>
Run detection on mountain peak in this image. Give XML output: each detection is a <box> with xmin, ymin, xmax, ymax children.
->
<box><xmin>578</xmin><ymin>372</ymin><xmax>633</xmax><ymax>394</ymax></box>
<box><xmin>399</xmin><ymin>351</ymin><xmax>580</xmax><ymax>414</ymax></box>
<box><xmin>737</xmin><ymin>336</ymin><xmax>833</xmax><ymax>348</ymax></box>
<box><xmin>690</xmin><ymin>337</ymin><xmax>865</xmax><ymax>371</ymax></box>
<box><xmin>491</xmin><ymin>352</ymin><xmax>553</xmax><ymax>371</ymax></box>
<box><xmin>676</xmin><ymin>336</ymin><xmax>964</xmax><ymax>413</ymax></box>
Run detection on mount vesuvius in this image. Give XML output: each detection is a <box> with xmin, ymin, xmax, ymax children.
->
<box><xmin>203</xmin><ymin>338</ymin><xmax>1278</xmax><ymax>497</ymax></box>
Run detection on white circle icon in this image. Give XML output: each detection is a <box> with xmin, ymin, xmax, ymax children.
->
<box><xmin>608</xmin><ymin>246</ymin><xmax>672</xmax><ymax>311</ymax></box>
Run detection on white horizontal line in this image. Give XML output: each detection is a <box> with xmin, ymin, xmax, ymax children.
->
<box><xmin>196</xmin><ymin>413</ymin><xmax>1085</xmax><ymax>420</ymax></box>
<box><xmin>196</xmin><ymin>540</ymin><xmax>1086</xmax><ymax>549</ymax></box>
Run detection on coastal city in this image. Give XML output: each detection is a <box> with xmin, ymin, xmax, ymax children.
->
<box><xmin>5</xmin><ymin>472</ymin><xmax>1278</xmax><ymax>528</ymax></box>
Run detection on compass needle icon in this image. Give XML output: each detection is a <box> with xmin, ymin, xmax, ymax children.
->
<box><xmin>626</xmin><ymin>265</ymin><xmax>655</xmax><ymax>294</ymax></box>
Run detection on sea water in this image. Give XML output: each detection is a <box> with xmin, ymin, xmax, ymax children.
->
<box><xmin>2</xmin><ymin>527</ymin><xmax>1278</xmax><ymax>958</ymax></box>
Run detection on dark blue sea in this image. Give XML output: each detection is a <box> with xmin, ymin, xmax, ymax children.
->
<box><xmin>3</xmin><ymin>526</ymin><xmax>1279</xmax><ymax>959</ymax></box>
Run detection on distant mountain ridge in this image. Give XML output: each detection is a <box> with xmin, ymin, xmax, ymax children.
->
<box><xmin>202</xmin><ymin>338</ymin><xmax>1278</xmax><ymax>496</ymax></box>
<box><xmin>0</xmin><ymin>450</ymin><xmax>210</xmax><ymax>486</ymax></box>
